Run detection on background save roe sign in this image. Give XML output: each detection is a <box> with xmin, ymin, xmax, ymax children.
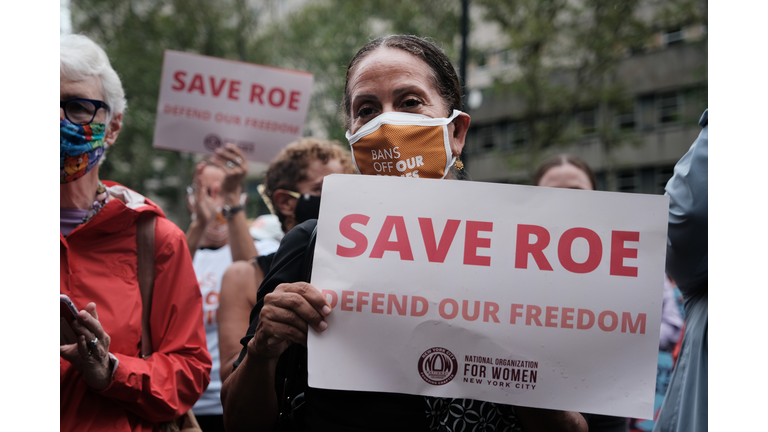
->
<box><xmin>308</xmin><ymin>175</ymin><xmax>669</xmax><ymax>419</ymax></box>
<box><xmin>152</xmin><ymin>50</ymin><xmax>313</xmax><ymax>163</ymax></box>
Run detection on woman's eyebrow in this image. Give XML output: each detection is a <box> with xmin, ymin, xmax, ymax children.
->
<box><xmin>353</xmin><ymin>94</ymin><xmax>379</xmax><ymax>104</ymax></box>
<box><xmin>60</xmin><ymin>93</ymin><xmax>86</xmax><ymax>101</ymax></box>
<box><xmin>392</xmin><ymin>86</ymin><xmax>419</xmax><ymax>97</ymax></box>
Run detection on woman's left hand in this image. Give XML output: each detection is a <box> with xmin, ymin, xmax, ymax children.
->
<box><xmin>59</xmin><ymin>302</ymin><xmax>113</xmax><ymax>391</ymax></box>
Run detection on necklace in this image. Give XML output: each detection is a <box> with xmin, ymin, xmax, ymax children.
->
<box><xmin>83</xmin><ymin>182</ymin><xmax>110</xmax><ymax>224</ymax></box>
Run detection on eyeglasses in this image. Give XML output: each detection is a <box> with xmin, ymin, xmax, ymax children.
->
<box><xmin>60</xmin><ymin>98</ymin><xmax>111</xmax><ymax>125</ymax></box>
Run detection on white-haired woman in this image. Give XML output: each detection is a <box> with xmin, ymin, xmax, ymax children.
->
<box><xmin>60</xmin><ymin>34</ymin><xmax>211</xmax><ymax>432</ymax></box>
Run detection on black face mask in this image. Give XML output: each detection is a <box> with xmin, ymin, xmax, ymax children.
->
<box><xmin>294</xmin><ymin>193</ymin><xmax>321</xmax><ymax>225</ymax></box>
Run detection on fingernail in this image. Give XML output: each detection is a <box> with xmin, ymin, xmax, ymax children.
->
<box><xmin>318</xmin><ymin>321</ymin><xmax>328</xmax><ymax>331</ymax></box>
<box><xmin>322</xmin><ymin>305</ymin><xmax>331</xmax><ymax>315</ymax></box>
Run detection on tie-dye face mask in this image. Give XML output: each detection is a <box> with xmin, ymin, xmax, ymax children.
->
<box><xmin>60</xmin><ymin>119</ymin><xmax>107</xmax><ymax>184</ymax></box>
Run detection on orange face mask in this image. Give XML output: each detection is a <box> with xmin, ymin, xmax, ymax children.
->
<box><xmin>346</xmin><ymin>110</ymin><xmax>463</xmax><ymax>179</ymax></box>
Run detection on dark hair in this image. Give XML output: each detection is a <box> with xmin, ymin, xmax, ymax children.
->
<box><xmin>263</xmin><ymin>138</ymin><xmax>356</xmax><ymax>232</ymax></box>
<box><xmin>532</xmin><ymin>154</ymin><xmax>598</xmax><ymax>190</ymax></box>
<box><xmin>342</xmin><ymin>35</ymin><xmax>462</xmax><ymax>130</ymax></box>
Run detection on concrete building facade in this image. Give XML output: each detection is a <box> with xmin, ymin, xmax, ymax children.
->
<box><xmin>461</xmin><ymin>22</ymin><xmax>707</xmax><ymax>194</ymax></box>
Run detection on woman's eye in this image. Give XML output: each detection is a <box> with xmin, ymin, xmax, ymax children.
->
<box><xmin>358</xmin><ymin>106</ymin><xmax>375</xmax><ymax>118</ymax></box>
<box><xmin>402</xmin><ymin>98</ymin><xmax>422</xmax><ymax>109</ymax></box>
<box><xmin>70</xmin><ymin>102</ymin><xmax>90</xmax><ymax>113</ymax></box>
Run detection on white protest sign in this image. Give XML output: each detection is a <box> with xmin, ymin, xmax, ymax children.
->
<box><xmin>308</xmin><ymin>174</ymin><xmax>669</xmax><ymax>419</ymax></box>
<box><xmin>152</xmin><ymin>50</ymin><xmax>313</xmax><ymax>162</ymax></box>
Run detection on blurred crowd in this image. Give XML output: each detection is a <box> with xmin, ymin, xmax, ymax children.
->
<box><xmin>60</xmin><ymin>33</ymin><xmax>707</xmax><ymax>432</ymax></box>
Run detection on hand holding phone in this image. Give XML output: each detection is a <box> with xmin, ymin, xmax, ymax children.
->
<box><xmin>60</xmin><ymin>294</ymin><xmax>79</xmax><ymax>345</ymax></box>
<box><xmin>60</xmin><ymin>299</ymin><xmax>114</xmax><ymax>390</ymax></box>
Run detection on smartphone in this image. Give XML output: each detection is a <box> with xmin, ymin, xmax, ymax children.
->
<box><xmin>60</xmin><ymin>294</ymin><xmax>79</xmax><ymax>346</ymax></box>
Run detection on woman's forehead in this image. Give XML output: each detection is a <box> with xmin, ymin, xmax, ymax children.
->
<box><xmin>540</xmin><ymin>163</ymin><xmax>593</xmax><ymax>190</ymax></box>
<box><xmin>349</xmin><ymin>48</ymin><xmax>433</xmax><ymax>91</ymax></box>
<box><xmin>60</xmin><ymin>73</ymin><xmax>104</xmax><ymax>101</ymax></box>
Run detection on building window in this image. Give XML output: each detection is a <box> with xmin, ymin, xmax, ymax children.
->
<box><xmin>464</xmin><ymin>128</ymin><xmax>480</xmax><ymax>154</ymax></box>
<box><xmin>639</xmin><ymin>167</ymin><xmax>656</xmax><ymax>194</ymax></box>
<box><xmin>577</xmin><ymin>108</ymin><xmax>597</xmax><ymax>135</ymax></box>
<box><xmin>479</xmin><ymin>125</ymin><xmax>496</xmax><ymax>150</ymax></box>
<box><xmin>658</xmin><ymin>92</ymin><xmax>679</xmax><ymax>124</ymax></box>
<box><xmin>510</xmin><ymin>121</ymin><xmax>528</xmax><ymax>148</ymax></box>
<box><xmin>638</xmin><ymin>94</ymin><xmax>656</xmax><ymax>129</ymax></box>
<box><xmin>656</xmin><ymin>165</ymin><xmax>675</xmax><ymax>194</ymax></box>
<box><xmin>683</xmin><ymin>86</ymin><xmax>708</xmax><ymax>122</ymax></box>
<box><xmin>616</xmin><ymin>169</ymin><xmax>638</xmax><ymax>193</ymax></box>
<box><xmin>616</xmin><ymin>103</ymin><xmax>636</xmax><ymax>130</ymax></box>
<box><xmin>497</xmin><ymin>122</ymin><xmax>512</xmax><ymax>151</ymax></box>
<box><xmin>612</xmin><ymin>166</ymin><xmax>675</xmax><ymax>194</ymax></box>
<box><xmin>467</xmin><ymin>123</ymin><xmax>519</xmax><ymax>154</ymax></box>
<box><xmin>595</xmin><ymin>172</ymin><xmax>607</xmax><ymax>191</ymax></box>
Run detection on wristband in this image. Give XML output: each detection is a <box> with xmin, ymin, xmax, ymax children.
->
<box><xmin>222</xmin><ymin>205</ymin><xmax>244</xmax><ymax>221</ymax></box>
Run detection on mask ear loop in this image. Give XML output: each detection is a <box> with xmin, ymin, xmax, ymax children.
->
<box><xmin>346</xmin><ymin>140</ymin><xmax>363</xmax><ymax>175</ymax></box>
<box><xmin>440</xmin><ymin>121</ymin><xmax>456</xmax><ymax>179</ymax></box>
<box><xmin>443</xmin><ymin>155</ymin><xmax>457</xmax><ymax>179</ymax></box>
<box><xmin>444</xmin><ymin>110</ymin><xmax>467</xmax><ymax>179</ymax></box>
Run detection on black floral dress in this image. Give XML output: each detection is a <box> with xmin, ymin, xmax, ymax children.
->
<box><xmin>425</xmin><ymin>398</ymin><xmax>524</xmax><ymax>432</ymax></box>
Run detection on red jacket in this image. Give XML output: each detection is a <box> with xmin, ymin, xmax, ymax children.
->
<box><xmin>60</xmin><ymin>182</ymin><xmax>211</xmax><ymax>432</ymax></box>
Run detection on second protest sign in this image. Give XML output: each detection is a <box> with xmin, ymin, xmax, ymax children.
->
<box><xmin>153</xmin><ymin>50</ymin><xmax>313</xmax><ymax>163</ymax></box>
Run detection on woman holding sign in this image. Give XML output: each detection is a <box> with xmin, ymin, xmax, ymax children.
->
<box><xmin>221</xmin><ymin>35</ymin><xmax>587</xmax><ymax>432</ymax></box>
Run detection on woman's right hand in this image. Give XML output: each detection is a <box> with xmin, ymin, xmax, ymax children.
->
<box><xmin>248</xmin><ymin>282</ymin><xmax>332</xmax><ymax>361</ymax></box>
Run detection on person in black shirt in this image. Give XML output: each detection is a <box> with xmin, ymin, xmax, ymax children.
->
<box><xmin>218</xmin><ymin>138</ymin><xmax>355</xmax><ymax>384</ymax></box>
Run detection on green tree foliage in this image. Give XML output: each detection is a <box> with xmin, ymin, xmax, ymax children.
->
<box><xmin>474</xmin><ymin>0</ymin><xmax>707</xmax><ymax>179</ymax></box>
<box><xmin>70</xmin><ymin>0</ymin><xmax>461</xmax><ymax>225</ymax></box>
<box><xmin>249</xmin><ymin>0</ymin><xmax>462</xmax><ymax>141</ymax></box>
<box><xmin>71</xmin><ymin>0</ymin><xmax>261</xmax><ymax>226</ymax></box>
